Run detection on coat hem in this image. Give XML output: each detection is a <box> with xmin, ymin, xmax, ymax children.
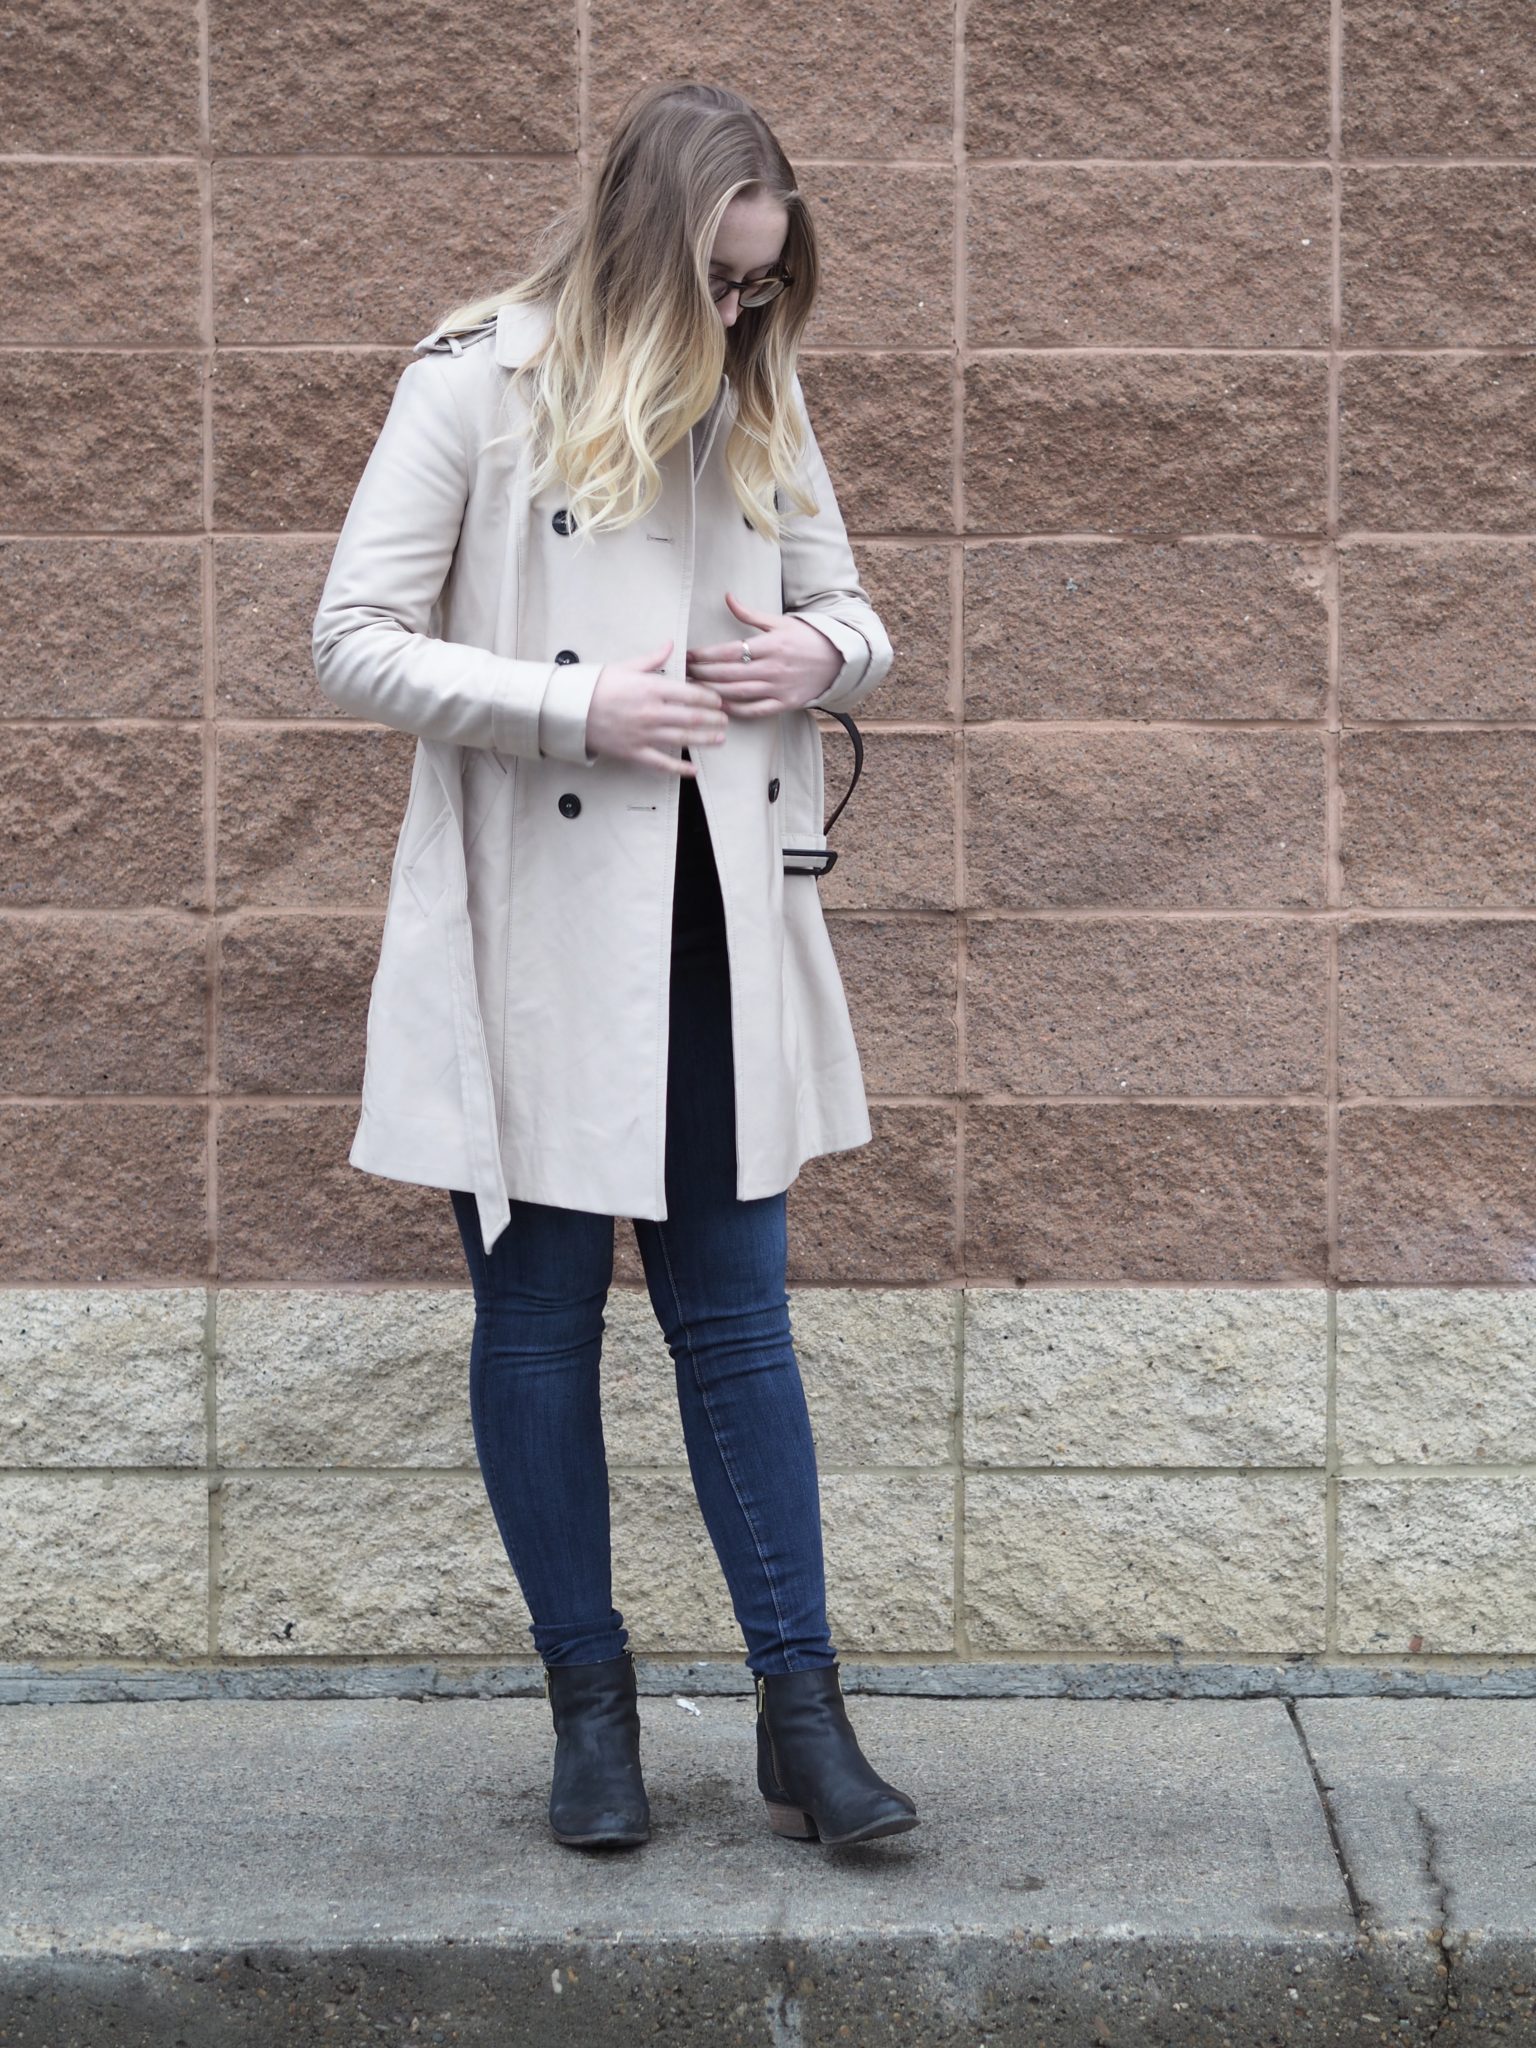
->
<box><xmin>346</xmin><ymin>1101</ymin><xmax>874</xmax><ymax>1220</ymax></box>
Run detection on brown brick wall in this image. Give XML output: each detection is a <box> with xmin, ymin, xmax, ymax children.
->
<box><xmin>4</xmin><ymin>0</ymin><xmax>1535</xmax><ymax>1292</ymax></box>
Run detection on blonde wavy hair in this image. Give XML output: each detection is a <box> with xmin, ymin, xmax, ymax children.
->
<box><xmin>428</xmin><ymin>79</ymin><xmax>824</xmax><ymax>548</ymax></box>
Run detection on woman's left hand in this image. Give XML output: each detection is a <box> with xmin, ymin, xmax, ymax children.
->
<box><xmin>684</xmin><ymin>591</ymin><xmax>842</xmax><ymax>715</ymax></box>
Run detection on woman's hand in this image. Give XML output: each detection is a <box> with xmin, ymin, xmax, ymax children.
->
<box><xmin>685</xmin><ymin>591</ymin><xmax>842</xmax><ymax>716</ymax></box>
<box><xmin>586</xmin><ymin>638</ymin><xmax>728</xmax><ymax>778</ymax></box>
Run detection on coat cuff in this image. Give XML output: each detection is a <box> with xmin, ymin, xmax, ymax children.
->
<box><xmin>535</xmin><ymin>660</ymin><xmax>605</xmax><ymax>764</ymax></box>
<box><xmin>792</xmin><ymin>611</ymin><xmax>872</xmax><ymax>702</ymax></box>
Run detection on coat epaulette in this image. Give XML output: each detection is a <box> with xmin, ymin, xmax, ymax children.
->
<box><xmin>413</xmin><ymin>317</ymin><xmax>497</xmax><ymax>357</ymax></box>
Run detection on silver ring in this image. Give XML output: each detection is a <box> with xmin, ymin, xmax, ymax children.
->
<box><xmin>740</xmin><ymin>638</ymin><xmax>753</xmax><ymax>663</ymax></box>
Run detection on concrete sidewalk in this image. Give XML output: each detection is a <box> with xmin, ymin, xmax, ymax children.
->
<box><xmin>1</xmin><ymin>1686</ymin><xmax>1531</xmax><ymax>2045</ymax></box>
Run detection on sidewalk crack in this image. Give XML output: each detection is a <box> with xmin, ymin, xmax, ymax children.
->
<box><xmin>1409</xmin><ymin>1796</ymin><xmax>1460</xmax><ymax>2036</ymax></box>
<box><xmin>1285</xmin><ymin>1702</ymin><xmax>1369</xmax><ymax>1939</ymax></box>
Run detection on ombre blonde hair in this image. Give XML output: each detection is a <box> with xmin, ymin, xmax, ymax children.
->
<box><xmin>428</xmin><ymin>79</ymin><xmax>824</xmax><ymax>547</ymax></box>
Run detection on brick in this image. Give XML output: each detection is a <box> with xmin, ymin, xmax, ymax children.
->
<box><xmin>969</xmin><ymin>166</ymin><xmax>1331</xmax><ymax>348</ymax></box>
<box><xmin>1</xmin><ymin>727</ymin><xmax>205</xmax><ymax>910</ymax></box>
<box><xmin>217</xmin><ymin>1106</ymin><xmax>464</xmax><ymax>1283</ymax></box>
<box><xmin>832</xmin><ymin>914</ymin><xmax>959</xmax><ymax>1098</ymax></box>
<box><xmin>822</xmin><ymin>1471</ymin><xmax>954</xmax><ymax>1652</ymax></box>
<box><xmin>1342</xmin><ymin>167</ymin><xmax>1536</xmax><ymax>347</ymax></box>
<box><xmin>964</xmin><ymin>1103</ymin><xmax>1329</xmax><ymax>1283</ymax></box>
<box><xmin>965</xmin><ymin>729</ymin><xmax>1326</xmax><ymax>909</ymax></box>
<box><xmin>214</xmin><ymin>349</ymin><xmax>405</xmax><ymax>533</ymax></box>
<box><xmin>793</xmin><ymin>166</ymin><xmax>954</xmax><ymax>350</ymax></box>
<box><xmin>216</xmin><ymin>1289</ymin><xmax>475</xmax><ymax>1468</ymax></box>
<box><xmin>208</xmin><ymin>0</ymin><xmax>577</xmax><ymax>154</ymax></box>
<box><xmin>1340</xmin><ymin>731</ymin><xmax>1536</xmax><ymax>909</ymax></box>
<box><xmin>1342</xmin><ymin>0</ymin><xmax>1536</xmax><ymax>155</ymax></box>
<box><xmin>966</xmin><ymin>0</ymin><xmax>1329</xmax><ymax>158</ymax></box>
<box><xmin>965</xmin><ymin>540</ymin><xmax>1328</xmax><ymax>723</ymax></box>
<box><xmin>212</xmin><ymin>158</ymin><xmax>572</xmax><ymax>344</ymax></box>
<box><xmin>0</xmin><ymin>1104</ymin><xmax>209</xmax><ymax>1281</ymax></box>
<box><xmin>1337</xmin><ymin>1475</ymin><xmax>1536</xmax><ymax>1655</ymax></box>
<box><xmin>858</xmin><ymin>543</ymin><xmax>952</xmax><ymax>724</ymax></box>
<box><xmin>818</xmin><ymin>730</ymin><xmax>956</xmax><ymax>913</ymax></box>
<box><xmin>0</xmin><ymin>352</ymin><xmax>202</xmax><ymax>532</ymax></box>
<box><xmin>1337</xmin><ymin>1289</ymin><xmax>1536</xmax><ymax>1465</ymax></box>
<box><xmin>0</xmin><ymin>540</ymin><xmax>203</xmax><ymax>720</ymax></box>
<box><xmin>798</xmin><ymin>353</ymin><xmax>954</xmax><ymax>535</ymax></box>
<box><xmin>216</xmin><ymin>726</ymin><xmax>413</xmax><ymax>911</ymax></box>
<box><xmin>215</xmin><ymin>538</ymin><xmax>340</xmax><ymax>720</ymax></box>
<box><xmin>965</xmin><ymin>916</ymin><xmax>1327</xmax><ymax>1095</ymax></box>
<box><xmin>964</xmin><ymin>1286</ymin><xmax>1328</xmax><ymax>1467</ymax></box>
<box><xmin>0</xmin><ymin>1289</ymin><xmax>207</xmax><ymax>1466</ymax></box>
<box><xmin>588</xmin><ymin>0</ymin><xmax>954</xmax><ymax>161</ymax></box>
<box><xmin>1338</xmin><ymin>1104</ymin><xmax>1536</xmax><ymax>1284</ymax></box>
<box><xmin>0</xmin><ymin>1475</ymin><xmax>208</xmax><ymax>1658</ymax></box>
<box><xmin>1339</xmin><ymin>541</ymin><xmax>1536</xmax><ymax>721</ymax></box>
<box><xmin>964</xmin><ymin>1472</ymin><xmax>1327</xmax><ymax>1654</ymax></box>
<box><xmin>218</xmin><ymin>1474</ymin><xmax>528</xmax><ymax>1656</ymax></box>
<box><xmin>787</xmin><ymin>1104</ymin><xmax>956</xmax><ymax>1285</ymax></box>
<box><xmin>1340</xmin><ymin>356</ymin><xmax>1536</xmax><ymax>534</ymax></box>
<box><xmin>0</xmin><ymin>0</ymin><xmax>198</xmax><ymax>152</ymax></box>
<box><xmin>965</xmin><ymin>355</ymin><xmax>1329</xmax><ymax>535</ymax></box>
<box><xmin>219</xmin><ymin>913</ymin><xmax>380</xmax><ymax>1094</ymax></box>
<box><xmin>0</xmin><ymin>163</ymin><xmax>201</xmax><ymax>344</ymax></box>
<box><xmin>1338</xmin><ymin>919</ymin><xmax>1536</xmax><ymax>1096</ymax></box>
<box><xmin>0</xmin><ymin>912</ymin><xmax>207</xmax><ymax>1093</ymax></box>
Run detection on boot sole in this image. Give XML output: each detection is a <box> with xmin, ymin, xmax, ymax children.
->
<box><xmin>764</xmin><ymin>1799</ymin><xmax>919</xmax><ymax>1845</ymax></box>
<box><xmin>551</xmin><ymin>1823</ymin><xmax>650</xmax><ymax>1848</ymax></box>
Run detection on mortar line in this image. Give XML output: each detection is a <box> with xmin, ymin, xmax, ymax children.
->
<box><xmin>9</xmin><ymin>901</ymin><xmax>1536</xmax><ymax>925</ymax></box>
<box><xmin>194</xmin><ymin>0</ymin><xmax>222</xmax><ymax>1663</ymax></box>
<box><xmin>952</xmin><ymin>0</ymin><xmax>970</xmax><ymax>1658</ymax></box>
<box><xmin>7</xmin><ymin>527</ymin><xmax>1536</xmax><ymax>546</ymax></box>
<box><xmin>12</xmin><ymin>150</ymin><xmax>1534</xmax><ymax>170</ymax></box>
<box><xmin>13</xmin><ymin>1454</ymin><xmax>1536</xmax><ymax>1479</ymax></box>
<box><xmin>1323</xmin><ymin>0</ymin><xmax>1343</xmax><ymax>1659</ymax></box>
<box><xmin>31</xmin><ymin>1087</ymin><xmax>1518</xmax><ymax>1108</ymax></box>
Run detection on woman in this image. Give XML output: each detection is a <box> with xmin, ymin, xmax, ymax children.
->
<box><xmin>312</xmin><ymin>79</ymin><xmax>917</xmax><ymax>1851</ymax></box>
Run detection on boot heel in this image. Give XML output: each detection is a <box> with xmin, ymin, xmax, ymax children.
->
<box><xmin>764</xmin><ymin>1799</ymin><xmax>819</xmax><ymax>1840</ymax></box>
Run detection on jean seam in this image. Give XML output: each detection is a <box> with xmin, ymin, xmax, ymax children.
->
<box><xmin>652</xmin><ymin>1216</ymin><xmax>799</xmax><ymax>1671</ymax></box>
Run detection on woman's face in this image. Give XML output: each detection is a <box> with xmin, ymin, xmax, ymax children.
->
<box><xmin>708</xmin><ymin>190</ymin><xmax>790</xmax><ymax>327</ymax></box>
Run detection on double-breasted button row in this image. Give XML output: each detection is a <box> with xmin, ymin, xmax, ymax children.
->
<box><xmin>556</xmin><ymin>777</ymin><xmax>780</xmax><ymax>820</ymax></box>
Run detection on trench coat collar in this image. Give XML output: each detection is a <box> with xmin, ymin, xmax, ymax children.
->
<box><xmin>492</xmin><ymin>298</ymin><xmax>554</xmax><ymax>369</ymax></box>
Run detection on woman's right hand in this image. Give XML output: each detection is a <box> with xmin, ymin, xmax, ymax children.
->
<box><xmin>584</xmin><ymin>638</ymin><xmax>728</xmax><ymax>777</ymax></box>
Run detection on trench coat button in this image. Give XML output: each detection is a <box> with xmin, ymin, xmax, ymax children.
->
<box><xmin>743</xmin><ymin>513</ymin><xmax>752</xmax><ymax>527</ymax></box>
<box><xmin>554</xmin><ymin>649</ymin><xmax>579</xmax><ymax>664</ymax></box>
<box><xmin>767</xmin><ymin>777</ymin><xmax>780</xmax><ymax>802</ymax></box>
<box><xmin>558</xmin><ymin>792</ymin><xmax>582</xmax><ymax>818</ymax></box>
<box><xmin>552</xmin><ymin>508</ymin><xmax>575</xmax><ymax>535</ymax></box>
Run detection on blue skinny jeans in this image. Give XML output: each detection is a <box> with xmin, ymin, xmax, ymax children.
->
<box><xmin>448</xmin><ymin>764</ymin><xmax>838</xmax><ymax>1675</ymax></box>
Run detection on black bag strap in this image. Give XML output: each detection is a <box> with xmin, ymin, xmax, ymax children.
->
<box><xmin>782</xmin><ymin>708</ymin><xmax>864</xmax><ymax>878</ymax></box>
<box><xmin>817</xmin><ymin>708</ymin><xmax>863</xmax><ymax>833</ymax></box>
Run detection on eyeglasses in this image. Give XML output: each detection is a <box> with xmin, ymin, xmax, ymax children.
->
<box><xmin>709</xmin><ymin>269</ymin><xmax>792</xmax><ymax>307</ymax></box>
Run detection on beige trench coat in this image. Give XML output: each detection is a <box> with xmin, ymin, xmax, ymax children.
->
<box><xmin>311</xmin><ymin>298</ymin><xmax>893</xmax><ymax>1257</ymax></box>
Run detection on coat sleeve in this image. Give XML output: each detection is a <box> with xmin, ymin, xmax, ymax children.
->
<box><xmin>778</xmin><ymin>370</ymin><xmax>895</xmax><ymax>717</ymax></box>
<box><xmin>311</xmin><ymin>353</ymin><xmax>599</xmax><ymax>765</ymax></box>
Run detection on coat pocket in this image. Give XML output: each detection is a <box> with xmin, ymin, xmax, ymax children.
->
<box><xmin>400</xmin><ymin>807</ymin><xmax>454</xmax><ymax>918</ymax></box>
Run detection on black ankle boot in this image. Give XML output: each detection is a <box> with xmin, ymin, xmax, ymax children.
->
<box><xmin>543</xmin><ymin>1648</ymin><xmax>650</xmax><ymax>1848</ymax></box>
<box><xmin>755</xmin><ymin>1662</ymin><xmax>919</xmax><ymax>1846</ymax></box>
